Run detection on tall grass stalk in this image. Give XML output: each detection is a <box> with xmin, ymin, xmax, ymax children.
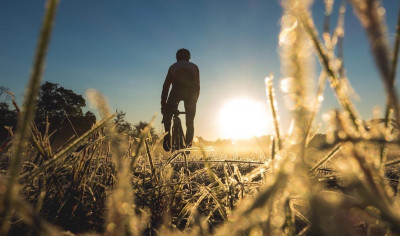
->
<box><xmin>337</xmin><ymin>2</ymin><xmax>347</xmax><ymax>78</ymax></box>
<box><xmin>299</xmin><ymin>9</ymin><xmax>361</xmax><ymax>130</ymax></box>
<box><xmin>265</xmin><ymin>74</ymin><xmax>282</xmax><ymax>150</ymax></box>
<box><xmin>0</xmin><ymin>0</ymin><xmax>59</xmax><ymax>234</ymax></box>
<box><xmin>385</xmin><ymin>2</ymin><xmax>400</xmax><ymax>125</ymax></box>
<box><xmin>305</xmin><ymin>72</ymin><xmax>327</xmax><ymax>145</ymax></box>
<box><xmin>215</xmin><ymin>1</ymin><xmax>317</xmax><ymax>234</ymax></box>
<box><xmin>145</xmin><ymin>138</ymin><xmax>156</xmax><ymax>178</ymax></box>
<box><xmin>381</xmin><ymin>3</ymin><xmax>400</xmax><ymax>201</ymax></box>
<box><xmin>280</xmin><ymin>0</ymin><xmax>315</xmax><ymax>233</ymax></box>
<box><xmin>130</xmin><ymin>116</ymin><xmax>156</xmax><ymax>170</ymax></box>
<box><xmin>280</xmin><ymin>0</ymin><xmax>316</xmax><ymax>169</ymax></box>
<box><xmin>20</xmin><ymin>115</ymin><xmax>113</xmax><ymax>182</ymax></box>
<box><xmin>270</xmin><ymin>136</ymin><xmax>276</xmax><ymax>160</ymax></box>
<box><xmin>351</xmin><ymin>0</ymin><xmax>400</xmax><ymax>124</ymax></box>
<box><xmin>351</xmin><ymin>0</ymin><xmax>400</xmax><ymax>207</ymax></box>
<box><xmin>304</xmin><ymin>0</ymin><xmax>346</xmax><ymax>144</ymax></box>
<box><xmin>323</xmin><ymin>0</ymin><xmax>334</xmax><ymax>37</ymax></box>
<box><xmin>349</xmin><ymin>148</ymin><xmax>400</xmax><ymax>232</ymax></box>
<box><xmin>310</xmin><ymin>144</ymin><xmax>341</xmax><ymax>173</ymax></box>
<box><xmin>87</xmin><ymin>89</ymin><xmax>149</xmax><ymax>235</ymax></box>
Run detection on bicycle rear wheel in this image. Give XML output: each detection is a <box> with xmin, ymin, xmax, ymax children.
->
<box><xmin>171</xmin><ymin>116</ymin><xmax>186</xmax><ymax>152</ymax></box>
<box><xmin>171</xmin><ymin>122</ymin><xmax>178</xmax><ymax>152</ymax></box>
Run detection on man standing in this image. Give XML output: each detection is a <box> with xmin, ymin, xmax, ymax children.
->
<box><xmin>161</xmin><ymin>48</ymin><xmax>200</xmax><ymax>151</ymax></box>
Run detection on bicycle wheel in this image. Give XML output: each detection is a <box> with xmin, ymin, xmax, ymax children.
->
<box><xmin>172</xmin><ymin>116</ymin><xmax>187</xmax><ymax>152</ymax></box>
<box><xmin>171</xmin><ymin>123</ymin><xmax>177</xmax><ymax>152</ymax></box>
<box><xmin>171</xmin><ymin>116</ymin><xmax>180</xmax><ymax>152</ymax></box>
<box><xmin>178</xmin><ymin>121</ymin><xmax>186</xmax><ymax>149</ymax></box>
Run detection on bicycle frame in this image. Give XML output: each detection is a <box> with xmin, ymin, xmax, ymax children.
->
<box><xmin>171</xmin><ymin>110</ymin><xmax>186</xmax><ymax>152</ymax></box>
<box><xmin>169</xmin><ymin>109</ymin><xmax>191</xmax><ymax>181</ymax></box>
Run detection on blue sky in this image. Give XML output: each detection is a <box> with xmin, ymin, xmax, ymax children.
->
<box><xmin>0</xmin><ymin>0</ymin><xmax>399</xmax><ymax>140</ymax></box>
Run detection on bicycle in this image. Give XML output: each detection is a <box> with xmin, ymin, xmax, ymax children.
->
<box><xmin>171</xmin><ymin>109</ymin><xmax>187</xmax><ymax>152</ymax></box>
<box><xmin>166</xmin><ymin>107</ymin><xmax>191</xmax><ymax>179</ymax></box>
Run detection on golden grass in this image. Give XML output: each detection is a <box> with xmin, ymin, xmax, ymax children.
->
<box><xmin>2</xmin><ymin>0</ymin><xmax>400</xmax><ymax>235</ymax></box>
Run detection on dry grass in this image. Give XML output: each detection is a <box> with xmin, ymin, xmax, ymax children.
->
<box><xmin>2</xmin><ymin>0</ymin><xmax>400</xmax><ymax>235</ymax></box>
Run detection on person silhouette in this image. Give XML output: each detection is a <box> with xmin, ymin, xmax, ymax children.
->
<box><xmin>161</xmin><ymin>48</ymin><xmax>200</xmax><ymax>151</ymax></box>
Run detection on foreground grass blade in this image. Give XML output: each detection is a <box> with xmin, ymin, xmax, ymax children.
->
<box><xmin>20</xmin><ymin>115</ymin><xmax>113</xmax><ymax>182</ymax></box>
<box><xmin>0</xmin><ymin>178</ymin><xmax>61</xmax><ymax>236</ymax></box>
<box><xmin>0</xmin><ymin>0</ymin><xmax>59</xmax><ymax>234</ymax></box>
<box><xmin>310</xmin><ymin>144</ymin><xmax>341</xmax><ymax>173</ymax></box>
<box><xmin>305</xmin><ymin>72</ymin><xmax>327</xmax><ymax>146</ymax></box>
<box><xmin>265</xmin><ymin>74</ymin><xmax>282</xmax><ymax>150</ymax></box>
<box><xmin>385</xmin><ymin>2</ymin><xmax>400</xmax><ymax>124</ymax></box>
<box><xmin>351</xmin><ymin>0</ymin><xmax>400</xmax><ymax>124</ymax></box>
<box><xmin>130</xmin><ymin>115</ymin><xmax>156</xmax><ymax>169</ymax></box>
<box><xmin>145</xmin><ymin>138</ymin><xmax>156</xmax><ymax>178</ymax></box>
<box><xmin>299</xmin><ymin>10</ymin><xmax>361</xmax><ymax>130</ymax></box>
<box><xmin>86</xmin><ymin>89</ymin><xmax>149</xmax><ymax>235</ymax></box>
<box><xmin>242</xmin><ymin>171</ymin><xmax>286</xmax><ymax>216</ymax></box>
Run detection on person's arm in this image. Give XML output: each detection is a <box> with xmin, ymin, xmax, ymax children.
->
<box><xmin>161</xmin><ymin>68</ymin><xmax>172</xmax><ymax>108</ymax></box>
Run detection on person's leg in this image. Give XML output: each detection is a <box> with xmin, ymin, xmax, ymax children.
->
<box><xmin>184</xmin><ymin>95</ymin><xmax>197</xmax><ymax>146</ymax></box>
<box><xmin>162</xmin><ymin>97</ymin><xmax>179</xmax><ymax>151</ymax></box>
<box><xmin>162</xmin><ymin>115</ymin><xmax>172</xmax><ymax>135</ymax></box>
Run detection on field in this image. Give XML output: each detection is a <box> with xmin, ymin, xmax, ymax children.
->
<box><xmin>2</xmin><ymin>0</ymin><xmax>400</xmax><ymax>235</ymax></box>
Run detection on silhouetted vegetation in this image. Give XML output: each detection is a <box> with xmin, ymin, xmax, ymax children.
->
<box><xmin>114</xmin><ymin>110</ymin><xmax>159</xmax><ymax>141</ymax></box>
<box><xmin>0</xmin><ymin>87</ymin><xmax>18</xmax><ymax>147</ymax></box>
<box><xmin>0</xmin><ymin>82</ymin><xmax>96</xmax><ymax>148</ymax></box>
<box><xmin>35</xmin><ymin>81</ymin><xmax>97</xmax><ymax>147</ymax></box>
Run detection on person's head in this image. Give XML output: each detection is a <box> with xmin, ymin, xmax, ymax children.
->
<box><xmin>176</xmin><ymin>48</ymin><xmax>191</xmax><ymax>61</ymax></box>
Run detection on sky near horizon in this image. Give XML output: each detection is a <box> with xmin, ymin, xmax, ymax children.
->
<box><xmin>1</xmin><ymin>0</ymin><xmax>400</xmax><ymax>140</ymax></box>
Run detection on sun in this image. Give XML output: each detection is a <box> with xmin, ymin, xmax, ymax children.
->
<box><xmin>218</xmin><ymin>98</ymin><xmax>270</xmax><ymax>140</ymax></box>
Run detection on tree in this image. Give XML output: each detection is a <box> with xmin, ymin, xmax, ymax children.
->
<box><xmin>36</xmin><ymin>82</ymin><xmax>92</xmax><ymax>123</ymax></box>
<box><xmin>0</xmin><ymin>101</ymin><xmax>18</xmax><ymax>142</ymax></box>
<box><xmin>113</xmin><ymin>110</ymin><xmax>159</xmax><ymax>141</ymax></box>
<box><xmin>0</xmin><ymin>86</ymin><xmax>8</xmax><ymax>98</ymax></box>
<box><xmin>114</xmin><ymin>110</ymin><xmax>133</xmax><ymax>136</ymax></box>
<box><xmin>0</xmin><ymin>82</ymin><xmax>96</xmax><ymax>147</ymax></box>
<box><xmin>35</xmin><ymin>82</ymin><xmax>96</xmax><ymax>146</ymax></box>
<box><xmin>132</xmin><ymin>121</ymin><xmax>159</xmax><ymax>141</ymax></box>
<box><xmin>0</xmin><ymin>87</ymin><xmax>17</xmax><ymax>143</ymax></box>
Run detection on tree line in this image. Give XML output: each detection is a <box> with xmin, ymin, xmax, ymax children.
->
<box><xmin>0</xmin><ymin>82</ymin><xmax>157</xmax><ymax>149</ymax></box>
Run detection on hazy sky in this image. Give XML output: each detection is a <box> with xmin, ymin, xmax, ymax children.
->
<box><xmin>1</xmin><ymin>0</ymin><xmax>399</xmax><ymax>140</ymax></box>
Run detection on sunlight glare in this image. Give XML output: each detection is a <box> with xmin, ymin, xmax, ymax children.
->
<box><xmin>218</xmin><ymin>98</ymin><xmax>270</xmax><ymax>140</ymax></box>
